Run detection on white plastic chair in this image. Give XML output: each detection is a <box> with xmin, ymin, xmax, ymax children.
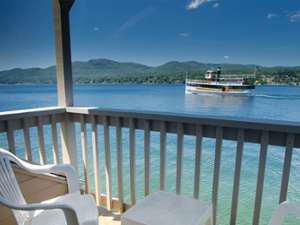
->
<box><xmin>0</xmin><ymin>148</ymin><xmax>98</xmax><ymax>225</ymax></box>
<box><xmin>268</xmin><ymin>201</ymin><xmax>300</xmax><ymax>225</ymax></box>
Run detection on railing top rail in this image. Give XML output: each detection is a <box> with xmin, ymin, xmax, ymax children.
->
<box><xmin>0</xmin><ymin>107</ymin><xmax>66</xmax><ymax>121</ymax></box>
<box><xmin>1</xmin><ymin>106</ymin><xmax>299</xmax><ymax>134</ymax></box>
<box><xmin>66</xmin><ymin>107</ymin><xmax>300</xmax><ymax>134</ymax></box>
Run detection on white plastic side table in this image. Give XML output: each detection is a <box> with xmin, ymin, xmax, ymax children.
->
<box><xmin>121</xmin><ymin>191</ymin><xmax>212</xmax><ymax>225</ymax></box>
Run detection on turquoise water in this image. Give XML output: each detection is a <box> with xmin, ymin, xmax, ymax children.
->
<box><xmin>0</xmin><ymin>84</ymin><xmax>299</xmax><ymax>225</ymax></box>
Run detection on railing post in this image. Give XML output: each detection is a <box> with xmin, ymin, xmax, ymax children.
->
<box><xmin>53</xmin><ymin>0</ymin><xmax>77</xmax><ymax>167</ymax></box>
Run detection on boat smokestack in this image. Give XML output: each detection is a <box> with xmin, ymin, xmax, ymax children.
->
<box><xmin>217</xmin><ymin>67</ymin><xmax>221</xmax><ymax>80</ymax></box>
<box><xmin>217</xmin><ymin>67</ymin><xmax>222</xmax><ymax>75</ymax></box>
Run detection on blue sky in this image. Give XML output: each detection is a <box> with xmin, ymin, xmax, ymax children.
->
<box><xmin>0</xmin><ymin>0</ymin><xmax>300</xmax><ymax>70</ymax></box>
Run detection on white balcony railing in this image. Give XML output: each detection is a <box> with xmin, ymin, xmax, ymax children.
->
<box><xmin>0</xmin><ymin>106</ymin><xmax>299</xmax><ymax>225</ymax></box>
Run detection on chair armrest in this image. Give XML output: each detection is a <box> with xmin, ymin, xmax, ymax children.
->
<box><xmin>1</xmin><ymin>148</ymin><xmax>79</xmax><ymax>193</ymax></box>
<box><xmin>0</xmin><ymin>196</ymin><xmax>80</xmax><ymax>225</ymax></box>
<box><xmin>29</xmin><ymin>163</ymin><xmax>80</xmax><ymax>193</ymax></box>
<box><xmin>268</xmin><ymin>201</ymin><xmax>300</xmax><ymax>225</ymax></box>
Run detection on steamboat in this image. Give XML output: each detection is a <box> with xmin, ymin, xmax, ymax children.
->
<box><xmin>185</xmin><ymin>68</ymin><xmax>256</xmax><ymax>94</ymax></box>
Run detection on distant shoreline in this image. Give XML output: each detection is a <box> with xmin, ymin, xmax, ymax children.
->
<box><xmin>0</xmin><ymin>82</ymin><xmax>299</xmax><ymax>87</ymax></box>
<box><xmin>1</xmin><ymin>58</ymin><xmax>300</xmax><ymax>86</ymax></box>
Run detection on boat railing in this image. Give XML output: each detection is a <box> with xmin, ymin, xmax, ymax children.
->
<box><xmin>0</xmin><ymin>106</ymin><xmax>299</xmax><ymax>225</ymax></box>
<box><xmin>186</xmin><ymin>79</ymin><xmax>245</xmax><ymax>84</ymax></box>
<box><xmin>220</xmin><ymin>74</ymin><xmax>256</xmax><ymax>79</ymax></box>
<box><xmin>187</xmin><ymin>77</ymin><xmax>254</xmax><ymax>83</ymax></box>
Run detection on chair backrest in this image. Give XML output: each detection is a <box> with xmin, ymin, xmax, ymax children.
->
<box><xmin>268</xmin><ymin>201</ymin><xmax>300</xmax><ymax>225</ymax></box>
<box><xmin>0</xmin><ymin>148</ymin><xmax>32</xmax><ymax>225</ymax></box>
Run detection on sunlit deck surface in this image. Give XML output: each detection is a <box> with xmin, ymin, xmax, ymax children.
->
<box><xmin>99</xmin><ymin>208</ymin><xmax>121</xmax><ymax>225</ymax></box>
<box><xmin>1</xmin><ymin>168</ymin><xmax>120</xmax><ymax>225</ymax></box>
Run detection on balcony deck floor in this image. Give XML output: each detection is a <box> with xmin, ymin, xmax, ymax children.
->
<box><xmin>99</xmin><ymin>208</ymin><xmax>121</xmax><ymax>225</ymax></box>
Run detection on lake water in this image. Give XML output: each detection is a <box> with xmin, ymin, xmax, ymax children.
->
<box><xmin>0</xmin><ymin>84</ymin><xmax>299</xmax><ymax>225</ymax></box>
<box><xmin>1</xmin><ymin>84</ymin><xmax>300</xmax><ymax>121</ymax></box>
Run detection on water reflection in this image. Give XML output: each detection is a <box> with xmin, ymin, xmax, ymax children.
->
<box><xmin>184</xmin><ymin>92</ymin><xmax>254</xmax><ymax>117</ymax></box>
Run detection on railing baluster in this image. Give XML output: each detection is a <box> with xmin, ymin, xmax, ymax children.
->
<box><xmin>37</xmin><ymin>116</ymin><xmax>46</xmax><ymax>164</ymax></box>
<box><xmin>116</xmin><ymin>117</ymin><xmax>124</xmax><ymax>211</ymax></box>
<box><xmin>144</xmin><ymin>120</ymin><xmax>150</xmax><ymax>196</ymax></box>
<box><xmin>22</xmin><ymin>118</ymin><xmax>32</xmax><ymax>161</ymax></box>
<box><xmin>60</xmin><ymin>112</ymin><xmax>77</xmax><ymax>167</ymax></box>
<box><xmin>129</xmin><ymin>118</ymin><xmax>136</xmax><ymax>205</ymax></box>
<box><xmin>212</xmin><ymin>127</ymin><xmax>223</xmax><ymax>225</ymax></box>
<box><xmin>252</xmin><ymin>131</ymin><xmax>269</xmax><ymax>225</ymax></box>
<box><xmin>279</xmin><ymin>133</ymin><xmax>294</xmax><ymax>203</ymax></box>
<box><xmin>193</xmin><ymin>125</ymin><xmax>203</xmax><ymax>199</ymax></box>
<box><xmin>103</xmin><ymin>116</ymin><xmax>112</xmax><ymax>210</ymax></box>
<box><xmin>230</xmin><ymin>129</ymin><xmax>245</xmax><ymax>225</ymax></box>
<box><xmin>160</xmin><ymin>121</ymin><xmax>166</xmax><ymax>191</ymax></box>
<box><xmin>80</xmin><ymin>115</ymin><xmax>89</xmax><ymax>193</ymax></box>
<box><xmin>176</xmin><ymin>123</ymin><xmax>184</xmax><ymax>195</ymax></box>
<box><xmin>50</xmin><ymin>115</ymin><xmax>59</xmax><ymax>164</ymax></box>
<box><xmin>91</xmin><ymin>115</ymin><xmax>100</xmax><ymax>206</ymax></box>
<box><xmin>7</xmin><ymin>120</ymin><xmax>16</xmax><ymax>154</ymax></box>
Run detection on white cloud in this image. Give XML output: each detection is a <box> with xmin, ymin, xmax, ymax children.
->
<box><xmin>212</xmin><ymin>3</ymin><xmax>219</xmax><ymax>8</ymax></box>
<box><xmin>289</xmin><ymin>11</ymin><xmax>300</xmax><ymax>23</ymax></box>
<box><xmin>93</xmin><ymin>27</ymin><xmax>99</xmax><ymax>31</ymax></box>
<box><xmin>179</xmin><ymin>32</ymin><xmax>191</xmax><ymax>38</ymax></box>
<box><xmin>266</xmin><ymin>11</ymin><xmax>300</xmax><ymax>23</ymax></box>
<box><xmin>187</xmin><ymin>0</ymin><xmax>217</xmax><ymax>10</ymax></box>
<box><xmin>224</xmin><ymin>55</ymin><xmax>229</xmax><ymax>59</ymax></box>
<box><xmin>117</xmin><ymin>6</ymin><xmax>155</xmax><ymax>34</ymax></box>
<box><xmin>267</xmin><ymin>13</ymin><xmax>278</xmax><ymax>19</ymax></box>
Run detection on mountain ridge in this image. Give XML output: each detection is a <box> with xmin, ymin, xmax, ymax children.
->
<box><xmin>0</xmin><ymin>58</ymin><xmax>299</xmax><ymax>84</ymax></box>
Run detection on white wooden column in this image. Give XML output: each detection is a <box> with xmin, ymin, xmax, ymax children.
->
<box><xmin>53</xmin><ymin>0</ymin><xmax>77</xmax><ymax>167</ymax></box>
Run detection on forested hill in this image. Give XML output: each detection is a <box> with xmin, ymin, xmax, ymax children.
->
<box><xmin>0</xmin><ymin>58</ymin><xmax>300</xmax><ymax>84</ymax></box>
